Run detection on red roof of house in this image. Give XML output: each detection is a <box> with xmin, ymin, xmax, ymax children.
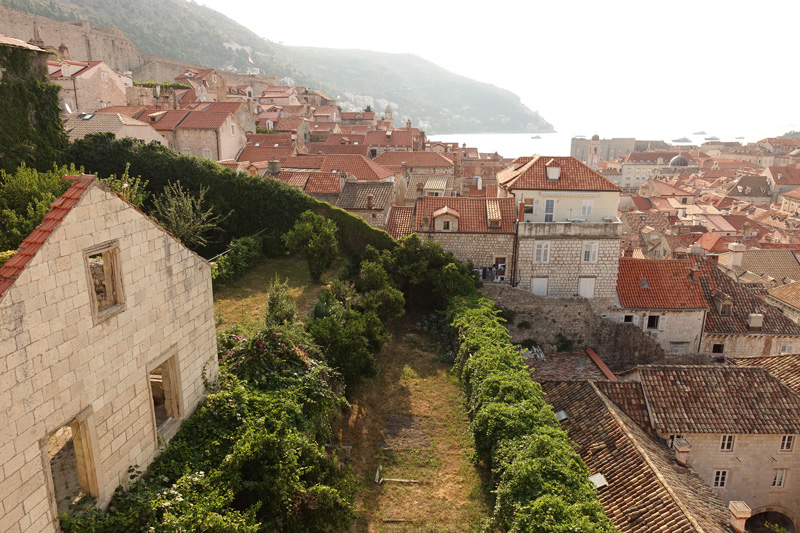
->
<box><xmin>617</xmin><ymin>258</ymin><xmax>706</xmax><ymax>309</ymax></box>
<box><xmin>309</xmin><ymin>122</ymin><xmax>339</xmax><ymax>132</ymax></box>
<box><xmin>245</xmin><ymin>133</ymin><xmax>294</xmax><ymax>146</ymax></box>
<box><xmin>365</xmin><ymin>129</ymin><xmax>413</xmax><ymax>147</ymax></box>
<box><xmin>177</xmin><ymin>111</ymin><xmax>232</xmax><ymax>130</ymax></box>
<box><xmin>498</xmin><ymin>155</ymin><xmax>621</xmax><ymax>192</ymax></box>
<box><xmin>0</xmin><ymin>175</ymin><xmax>95</xmax><ymax>299</ymax></box>
<box><xmin>176</xmin><ymin>68</ymin><xmax>216</xmax><ymax>81</ymax></box>
<box><xmin>96</xmin><ymin>105</ymin><xmax>149</xmax><ymax>119</ymax></box>
<box><xmin>768</xmin><ymin>166</ymin><xmax>800</xmax><ymax>185</ymax></box>
<box><xmin>341</xmin><ymin>111</ymin><xmax>375</xmax><ymax>120</ymax></box>
<box><xmin>695</xmin><ymin>232</ymin><xmax>733</xmax><ymax>253</ymax></box>
<box><xmin>280</xmin><ymin>155</ymin><xmax>326</xmax><ymax>170</ymax></box>
<box><xmin>48</xmin><ymin>60</ymin><xmax>102</xmax><ymax>78</ymax></box>
<box><xmin>238</xmin><ymin>145</ymin><xmax>295</xmax><ymax>163</ymax></box>
<box><xmin>274</xmin><ymin>171</ymin><xmax>340</xmax><ymax>194</ymax></box>
<box><xmin>374</xmin><ymin>151</ymin><xmax>453</xmax><ymax>168</ymax></box>
<box><xmin>413</xmin><ymin>197</ymin><xmax>516</xmax><ymax>233</ymax></box>
<box><xmin>319</xmin><ymin>155</ymin><xmax>395</xmax><ymax>181</ymax></box>
<box><xmin>325</xmin><ymin>133</ymin><xmax>366</xmax><ymax>145</ymax></box>
<box><xmin>305</xmin><ymin>143</ymin><xmax>369</xmax><ymax>157</ymax></box>
<box><xmin>198</xmin><ymin>102</ymin><xmax>247</xmax><ymax>114</ymax></box>
<box><xmin>273</xmin><ymin>118</ymin><xmax>309</xmax><ymax>132</ymax></box>
<box><xmin>337</xmin><ymin>125</ymin><xmax>369</xmax><ymax>135</ymax></box>
<box><xmin>145</xmin><ymin>110</ymin><xmax>190</xmax><ymax>131</ymax></box>
<box><xmin>385</xmin><ymin>206</ymin><xmax>415</xmax><ymax>240</ymax></box>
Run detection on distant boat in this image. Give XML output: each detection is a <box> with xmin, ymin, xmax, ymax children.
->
<box><xmin>672</xmin><ymin>137</ymin><xmax>691</xmax><ymax>143</ymax></box>
<box><xmin>531</xmin><ymin>135</ymin><xmax>541</xmax><ymax>139</ymax></box>
<box><xmin>705</xmin><ymin>136</ymin><xmax>720</xmax><ymax>141</ymax></box>
<box><xmin>694</xmin><ymin>131</ymin><xmax>707</xmax><ymax>135</ymax></box>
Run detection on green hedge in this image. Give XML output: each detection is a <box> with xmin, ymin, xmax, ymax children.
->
<box><xmin>447</xmin><ymin>296</ymin><xmax>617</xmax><ymax>532</ymax></box>
<box><xmin>210</xmin><ymin>236</ymin><xmax>263</xmax><ymax>287</ymax></box>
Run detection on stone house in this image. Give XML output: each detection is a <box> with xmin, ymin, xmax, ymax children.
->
<box><xmin>411</xmin><ymin>197</ymin><xmax>517</xmax><ymax>279</ymax></box>
<box><xmin>497</xmin><ymin>155</ymin><xmax>622</xmax><ymax>303</ymax></box>
<box><xmin>766</xmin><ymin>281</ymin><xmax>800</xmax><ymax>324</ymax></box>
<box><xmin>258</xmin><ymin>86</ymin><xmax>300</xmax><ymax>106</ymax></box>
<box><xmin>609</xmin><ymin>258</ymin><xmax>708</xmax><ymax>354</ymax></box>
<box><xmin>144</xmin><ymin>109</ymin><xmax>190</xmax><ymax>149</ymax></box>
<box><xmin>310</xmin><ymin>105</ymin><xmax>341</xmax><ymax>123</ymax></box>
<box><xmin>764</xmin><ymin>166</ymin><xmax>800</xmax><ymax>202</ymax></box>
<box><xmin>340</xmin><ymin>111</ymin><xmax>376</xmax><ymax>126</ymax></box>
<box><xmin>365</xmin><ymin>129</ymin><xmax>413</xmax><ymax>158</ymax></box>
<box><xmin>335</xmin><ymin>181</ymin><xmax>396</xmax><ymax>229</ymax></box>
<box><xmin>373</xmin><ymin>151</ymin><xmax>455</xmax><ymax>203</ymax></box>
<box><xmin>780</xmin><ymin>188</ymin><xmax>800</xmax><ymax>215</ymax></box>
<box><xmin>173</xmin><ymin>111</ymin><xmax>248</xmax><ymax>161</ymax></box>
<box><xmin>273</xmin><ymin>117</ymin><xmax>311</xmax><ymax>144</ymax></box>
<box><xmin>541</xmin><ymin>380</ymin><xmax>731</xmax><ymax>532</ymax></box>
<box><xmin>616</xmin><ymin>365</ymin><xmax>800</xmax><ymax>532</ymax></box>
<box><xmin>175</xmin><ymin>68</ymin><xmax>227</xmax><ymax>102</ymax></box>
<box><xmin>0</xmin><ymin>176</ymin><xmax>217</xmax><ymax>533</ymax></box>
<box><xmin>195</xmin><ymin>101</ymin><xmax>257</xmax><ymax>134</ymax></box>
<box><xmin>64</xmin><ymin>113</ymin><xmax>167</xmax><ymax>145</ymax></box>
<box><xmin>48</xmin><ymin>60</ymin><xmax>127</xmax><ymax>115</ymax></box>
<box><xmin>274</xmin><ymin>171</ymin><xmax>343</xmax><ymax>205</ymax></box>
<box><xmin>309</xmin><ymin>122</ymin><xmax>342</xmax><ymax>142</ymax></box>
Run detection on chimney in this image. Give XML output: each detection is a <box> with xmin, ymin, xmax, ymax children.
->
<box><xmin>673</xmin><ymin>437</ymin><xmax>692</xmax><ymax>466</ymax></box>
<box><xmin>421</xmin><ymin>215</ymin><xmax>430</xmax><ymax>232</ymax></box>
<box><xmin>624</xmin><ymin>242</ymin><xmax>634</xmax><ymax>257</ymax></box>
<box><xmin>58</xmin><ymin>43</ymin><xmax>70</xmax><ymax>60</ymax></box>
<box><xmin>728</xmin><ymin>501</ymin><xmax>751</xmax><ymax>533</ymax></box>
<box><xmin>406</xmin><ymin>119</ymin><xmax>411</xmax><ymax>129</ymax></box>
<box><xmin>518</xmin><ymin>201</ymin><xmax>525</xmax><ymax>222</ymax></box>
<box><xmin>708</xmin><ymin>254</ymin><xmax>719</xmax><ymax>264</ymax></box>
<box><xmin>748</xmin><ymin>313</ymin><xmax>763</xmax><ymax>331</ymax></box>
<box><xmin>728</xmin><ymin>242</ymin><xmax>745</xmax><ymax>268</ymax></box>
<box><xmin>690</xmin><ymin>266</ymin><xmax>701</xmax><ymax>281</ymax></box>
<box><xmin>267</xmin><ymin>160</ymin><xmax>280</xmax><ymax>175</ymax></box>
<box><xmin>689</xmin><ymin>243</ymin><xmax>704</xmax><ymax>256</ymax></box>
<box><xmin>366</xmin><ymin>194</ymin><xmax>374</xmax><ymax>209</ymax></box>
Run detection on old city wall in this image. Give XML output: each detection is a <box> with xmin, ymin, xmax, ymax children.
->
<box><xmin>0</xmin><ymin>183</ymin><xmax>217</xmax><ymax>533</ymax></box>
<box><xmin>482</xmin><ymin>284</ymin><xmax>667</xmax><ymax>370</ymax></box>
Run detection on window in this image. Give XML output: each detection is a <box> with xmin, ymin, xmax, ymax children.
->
<box><xmin>647</xmin><ymin>315</ymin><xmax>660</xmax><ymax>329</ymax></box>
<box><xmin>771</xmin><ymin>469</ymin><xmax>787</xmax><ymax>488</ymax></box>
<box><xmin>524</xmin><ymin>198</ymin><xmax>533</xmax><ymax>214</ymax></box>
<box><xmin>582</xmin><ymin>241</ymin><xmax>599</xmax><ymax>263</ymax></box>
<box><xmin>84</xmin><ymin>242</ymin><xmax>125</xmax><ymax>322</ymax></box>
<box><xmin>681</xmin><ymin>197</ymin><xmax>688</xmax><ymax>204</ymax></box>
<box><xmin>202</xmin><ymin>148</ymin><xmax>212</xmax><ymax>159</ymax></box>
<box><xmin>534</xmin><ymin>242</ymin><xmax>550</xmax><ymax>263</ymax></box>
<box><xmin>781</xmin><ymin>435</ymin><xmax>794</xmax><ymax>452</ymax></box>
<box><xmin>581</xmin><ymin>199</ymin><xmax>593</xmax><ymax>217</ymax></box>
<box><xmin>780</xmin><ymin>344</ymin><xmax>794</xmax><ymax>353</ymax></box>
<box><xmin>533</xmin><ymin>198</ymin><xmax>541</xmax><ymax>215</ymax></box>
<box><xmin>720</xmin><ymin>435</ymin><xmax>735</xmax><ymax>452</ymax></box>
<box><xmin>713</xmin><ymin>470</ymin><xmax>728</xmax><ymax>488</ymax></box>
<box><xmin>544</xmin><ymin>199</ymin><xmax>555</xmax><ymax>222</ymax></box>
<box><xmin>443</xmin><ymin>221</ymin><xmax>450</xmax><ymax>230</ymax></box>
<box><xmin>211</xmin><ymin>74</ymin><xmax>217</xmax><ymax>82</ymax></box>
<box><xmin>148</xmin><ymin>352</ymin><xmax>183</xmax><ymax>442</ymax></box>
<box><xmin>712</xmin><ymin>344</ymin><xmax>725</xmax><ymax>354</ymax></box>
<box><xmin>667</xmin><ymin>434</ymin><xmax>683</xmax><ymax>448</ymax></box>
<box><xmin>623</xmin><ymin>315</ymin><xmax>634</xmax><ymax>323</ymax></box>
<box><xmin>720</xmin><ymin>303</ymin><xmax>732</xmax><ymax>316</ymax></box>
<box><xmin>230</xmin><ymin>124</ymin><xmax>236</xmax><ymax>136</ymax></box>
<box><xmin>182</xmin><ymin>148</ymin><xmax>192</xmax><ymax>155</ymax></box>
<box><xmin>100</xmin><ymin>71</ymin><xmax>108</xmax><ymax>82</ymax></box>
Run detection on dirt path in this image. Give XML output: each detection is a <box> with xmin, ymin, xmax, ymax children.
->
<box><xmin>336</xmin><ymin>314</ymin><xmax>489</xmax><ymax>532</ymax></box>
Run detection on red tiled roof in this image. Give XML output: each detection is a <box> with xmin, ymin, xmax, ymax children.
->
<box><xmin>305</xmin><ymin>143</ymin><xmax>369</xmax><ymax>157</ymax></box>
<box><xmin>732</xmin><ymin>353</ymin><xmax>800</xmax><ymax>395</ymax></box>
<box><xmin>274</xmin><ymin>171</ymin><xmax>340</xmax><ymax>194</ymax></box>
<box><xmin>621</xmin><ymin>151</ymin><xmax>681</xmax><ymax>164</ymax></box>
<box><xmin>238</xmin><ymin>145</ymin><xmax>295</xmax><ymax>163</ymax></box>
<box><xmin>365</xmin><ymin>129</ymin><xmax>413</xmax><ymax>147</ymax></box>
<box><xmin>319</xmin><ymin>155</ymin><xmax>395</xmax><ymax>181</ymax></box>
<box><xmin>385</xmin><ymin>206</ymin><xmax>414</xmax><ymax>239</ymax></box>
<box><xmin>309</xmin><ymin>122</ymin><xmax>339</xmax><ymax>132</ymax></box>
<box><xmin>0</xmin><ymin>175</ymin><xmax>94</xmax><ymax>300</ymax></box>
<box><xmin>374</xmin><ymin>151</ymin><xmax>453</xmax><ymax>168</ymax></box>
<box><xmin>617</xmin><ymin>258</ymin><xmax>707</xmax><ymax>309</ymax></box>
<box><xmin>199</xmin><ymin>102</ymin><xmax>246</xmax><ymax>114</ymax></box>
<box><xmin>324</xmin><ymin>133</ymin><xmax>366</xmax><ymax>145</ymax></box>
<box><xmin>341</xmin><ymin>111</ymin><xmax>375</xmax><ymax>120</ymax></box>
<box><xmin>337</xmin><ymin>125</ymin><xmax>369</xmax><ymax>136</ymax></box>
<box><xmin>497</xmin><ymin>155</ymin><xmax>621</xmax><ymax>192</ymax></box>
<box><xmin>146</xmin><ymin>110</ymin><xmax>190</xmax><ymax>131</ymax></box>
<box><xmin>96</xmin><ymin>105</ymin><xmax>149</xmax><ymax>119</ymax></box>
<box><xmin>767</xmin><ymin>165</ymin><xmax>800</xmax><ymax>185</ymax></box>
<box><xmin>622</xmin><ymin>365</ymin><xmax>800</xmax><ymax>434</ymax></box>
<box><xmin>280</xmin><ymin>155</ymin><xmax>325</xmax><ymax>170</ymax></box>
<box><xmin>413</xmin><ymin>197</ymin><xmax>516</xmax><ymax>233</ymax></box>
<box><xmin>273</xmin><ymin>117</ymin><xmax>309</xmax><ymax>132</ymax></box>
<box><xmin>177</xmin><ymin>111</ymin><xmax>232</xmax><ymax>130</ymax></box>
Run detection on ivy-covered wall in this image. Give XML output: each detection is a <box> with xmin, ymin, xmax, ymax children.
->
<box><xmin>0</xmin><ymin>45</ymin><xmax>67</xmax><ymax>173</ymax></box>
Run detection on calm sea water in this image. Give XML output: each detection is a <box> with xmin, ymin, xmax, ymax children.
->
<box><xmin>428</xmin><ymin>130</ymin><xmax>779</xmax><ymax>160</ymax></box>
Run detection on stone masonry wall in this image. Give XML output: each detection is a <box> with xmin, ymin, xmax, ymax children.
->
<box><xmin>516</xmin><ymin>237</ymin><xmax>619</xmax><ymax>299</ymax></box>
<box><xmin>700</xmin><ymin>333</ymin><xmax>800</xmax><ymax>358</ymax></box>
<box><xmin>482</xmin><ymin>284</ymin><xmax>669</xmax><ymax>371</ymax></box>
<box><xmin>421</xmin><ymin>232</ymin><xmax>515</xmax><ymax>270</ymax></box>
<box><xmin>0</xmin><ymin>183</ymin><xmax>218</xmax><ymax>533</ymax></box>
<box><xmin>606</xmin><ymin>308</ymin><xmax>705</xmax><ymax>353</ymax></box>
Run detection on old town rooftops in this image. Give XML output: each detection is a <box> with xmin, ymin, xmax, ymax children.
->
<box><xmin>497</xmin><ymin>155</ymin><xmax>621</xmax><ymax>192</ymax></box>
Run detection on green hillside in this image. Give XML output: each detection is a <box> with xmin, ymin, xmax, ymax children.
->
<box><xmin>1</xmin><ymin>0</ymin><xmax>554</xmax><ymax>134</ymax></box>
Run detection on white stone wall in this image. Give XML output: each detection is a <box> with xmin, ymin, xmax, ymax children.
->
<box><xmin>516</xmin><ymin>237</ymin><xmax>619</xmax><ymax>300</ymax></box>
<box><xmin>670</xmin><ymin>432</ymin><xmax>800</xmax><ymax>526</ymax></box>
<box><xmin>606</xmin><ymin>308</ymin><xmax>706</xmax><ymax>353</ymax></box>
<box><xmin>421</xmin><ymin>232</ymin><xmax>515</xmax><ymax>271</ymax></box>
<box><xmin>765</xmin><ymin>296</ymin><xmax>800</xmax><ymax>325</ymax></box>
<box><xmin>700</xmin><ymin>333</ymin><xmax>800</xmax><ymax>357</ymax></box>
<box><xmin>0</xmin><ymin>183</ymin><xmax>218</xmax><ymax>533</ymax></box>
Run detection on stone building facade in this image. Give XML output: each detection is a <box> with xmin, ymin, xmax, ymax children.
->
<box><xmin>49</xmin><ymin>61</ymin><xmax>127</xmax><ymax>114</ymax></box>
<box><xmin>0</xmin><ymin>176</ymin><xmax>218</xmax><ymax>533</ymax></box>
<box><xmin>174</xmin><ymin>112</ymin><xmax>247</xmax><ymax>161</ymax></box>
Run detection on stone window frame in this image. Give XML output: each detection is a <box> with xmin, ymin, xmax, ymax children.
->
<box><xmin>202</xmin><ymin>148</ymin><xmax>212</xmax><ymax>159</ymax></box>
<box><xmin>580</xmin><ymin>199</ymin><xmax>593</xmax><ymax>217</ymax></box>
<box><xmin>712</xmin><ymin>344</ymin><xmax>725</xmax><ymax>354</ymax></box>
<box><xmin>534</xmin><ymin>241</ymin><xmax>550</xmax><ymax>263</ymax></box>
<box><xmin>780</xmin><ymin>435</ymin><xmax>794</xmax><ymax>452</ymax></box>
<box><xmin>720</xmin><ymin>434</ymin><xmax>735</xmax><ymax>452</ymax></box>
<box><xmin>623</xmin><ymin>315</ymin><xmax>634</xmax><ymax>323</ymax></box>
<box><xmin>771</xmin><ymin>468</ymin><xmax>787</xmax><ymax>488</ymax></box>
<box><xmin>582</xmin><ymin>241</ymin><xmax>599</xmax><ymax>263</ymax></box>
<box><xmin>83</xmin><ymin>240</ymin><xmax>126</xmax><ymax>324</ymax></box>
<box><xmin>646</xmin><ymin>315</ymin><xmax>660</xmax><ymax>330</ymax></box>
<box><xmin>780</xmin><ymin>343</ymin><xmax>794</xmax><ymax>354</ymax></box>
<box><xmin>146</xmin><ymin>348</ymin><xmax>185</xmax><ymax>445</ymax></box>
<box><xmin>712</xmin><ymin>469</ymin><xmax>728</xmax><ymax>488</ymax></box>
<box><xmin>41</xmin><ymin>406</ymin><xmax>102</xmax><ymax>518</ymax></box>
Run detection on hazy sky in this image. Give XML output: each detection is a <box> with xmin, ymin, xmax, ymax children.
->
<box><xmin>198</xmin><ymin>0</ymin><xmax>798</xmax><ymax>137</ymax></box>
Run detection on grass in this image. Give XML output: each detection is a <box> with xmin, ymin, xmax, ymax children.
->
<box><xmin>336</xmin><ymin>314</ymin><xmax>490</xmax><ymax>532</ymax></box>
<box><xmin>213</xmin><ymin>255</ymin><xmax>335</xmax><ymax>331</ymax></box>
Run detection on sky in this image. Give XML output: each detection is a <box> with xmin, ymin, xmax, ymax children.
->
<box><xmin>197</xmin><ymin>0</ymin><xmax>798</xmax><ymax>138</ymax></box>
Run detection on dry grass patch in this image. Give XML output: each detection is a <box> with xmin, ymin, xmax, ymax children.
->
<box><xmin>336</xmin><ymin>315</ymin><xmax>489</xmax><ymax>532</ymax></box>
<box><xmin>213</xmin><ymin>256</ymin><xmax>335</xmax><ymax>330</ymax></box>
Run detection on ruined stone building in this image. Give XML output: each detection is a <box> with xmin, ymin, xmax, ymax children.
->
<box><xmin>0</xmin><ymin>176</ymin><xmax>217</xmax><ymax>533</ymax></box>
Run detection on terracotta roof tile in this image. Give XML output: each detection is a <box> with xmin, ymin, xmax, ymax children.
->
<box><xmin>373</xmin><ymin>151</ymin><xmax>453</xmax><ymax>168</ymax></box>
<box><xmin>413</xmin><ymin>197</ymin><xmax>516</xmax><ymax>233</ymax></box>
<box><xmin>177</xmin><ymin>111</ymin><xmax>232</xmax><ymax>130</ymax></box>
<box><xmin>238</xmin><ymin>145</ymin><xmax>295</xmax><ymax>163</ymax></box>
<box><xmin>325</xmin><ymin>133</ymin><xmax>366</xmax><ymax>145</ymax></box>
<box><xmin>335</xmin><ymin>182</ymin><xmax>394</xmax><ymax>210</ymax></box>
<box><xmin>542</xmin><ymin>380</ymin><xmax>729</xmax><ymax>532</ymax></box>
<box><xmin>594</xmin><ymin>381</ymin><xmax>651</xmax><ymax>433</ymax></box>
<box><xmin>731</xmin><ymin>353</ymin><xmax>800</xmax><ymax>395</ymax></box>
<box><xmin>305</xmin><ymin>143</ymin><xmax>369</xmax><ymax>157</ymax></box>
<box><xmin>528</xmin><ymin>351</ymin><xmax>610</xmax><ymax>382</ymax></box>
<box><xmin>498</xmin><ymin>155</ymin><xmax>620</xmax><ymax>192</ymax></box>
<box><xmin>146</xmin><ymin>110</ymin><xmax>190</xmax><ymax>131</ymax></box>
<box><xmin>621</xmin><ymin>365</ymin><xmax>800</xmax><ymax>434</ymax></box>
<box><xmin>273</xmin><ymin>117</ymin><xmax>309</xmax><ymax>132</ymax></box>
<box><xmin>617</xmin><ymin>258</ymin><xmax>707</xmax><ymax>310</ymax></box>
<box><xmin>319</xmin><ymin>155</ymin><xmax>395</xmax><ymax>181</ymax></box>
<box><xmin>385</xmin><ymin>206</ymin><xmax>414</xmax><ymax>239</ymax></box>
<box><xmin>718</xmin><ymin>249</ymin><xmax>800</xmax><ymax>283</ymax></box>
<box><xmin>280</xmin><ymin>155</ymin><xmax>325</xmax><ymax>170</ymax></box>
<box><xmin>767</xmin><ymin>166</ymin><xmax>800</xmax><ymax>185</ymax></box>
<box><xmin>364</xmin><ymin>129</ymin><xmax>413</xmax><ymax>147</ymax></box>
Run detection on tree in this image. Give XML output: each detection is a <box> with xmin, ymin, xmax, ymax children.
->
<box><xmin>152</xmin><ymin>181</ymin><xmax>224</xmax><ymax>249</ymax></box>
<box><xmin>282</xmin><ymin>211</ymin><xmax>338</xmax><ymax>282</ymax></box>
<box><xmin>265</xmin><ymin>275</ymin><xmax>297</xmax><ymax>326</ymax></box>
<box><xmin>101</xmin><ymin>163</ymin><xmax>149</xmax><ymax>209</ymax></box>
<box><xmin>364</xmin><ymin>105</ymin><xmax>372</xmax><ymax>113</ymax></box>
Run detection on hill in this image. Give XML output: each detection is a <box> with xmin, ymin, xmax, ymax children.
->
<box><xmin>0</xmin><ymin>0</ymin><xmax>554</xmax><ymax>134</ymax></box>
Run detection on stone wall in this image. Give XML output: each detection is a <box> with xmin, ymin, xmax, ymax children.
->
<box><xmin>606</xmin><ymin>308</ymin><xmax>706</xmax><ymax>353</ymax></box>
<box><xmin>420</xmin><ymin>232</ymin><xmax>515</xmax><ymax>271</ymax></box>
<box><xmin>700</xmin><ymin>333</ymin><xmax>800</xmax><ymax>358</ymax></box>
<box><xmin>0</xmin><ymin>182</ymin><xmax>218</xmax><ymax>533</ymax></box>
<box><xmin>482</xmin><ymin>284</ymin><xmax>669</xmax><ymax>371</ymax></box>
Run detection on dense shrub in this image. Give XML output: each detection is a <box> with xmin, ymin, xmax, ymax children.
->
<box><xmin>282</xmin><ymin>211</ymin><xmax>338</xmax><ymax>282</ymax></box>
<box><xmin>211</xmin><ymin>236</ymin><xmax>263</xmax><ymax>287</ymax></box>
<box><xmin>264</xmin><ymin>276</ymin><xmax>297</xmax><ymax>326</ymax></box>
<box><xmin>0</xmin><ymin>250</ymin><xmax>15</xmax><ymax>266</ymax></box>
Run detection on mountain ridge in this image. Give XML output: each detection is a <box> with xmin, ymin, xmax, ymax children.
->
<box><xmin>0</xmin><ymin>0</ymin><xmax>554</xmax><ymax>134</ymax></box>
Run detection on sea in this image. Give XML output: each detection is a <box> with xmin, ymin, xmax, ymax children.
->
<box><xmin>427</xmin><ymin>129</ymin><xmax>783</xmax><ymax>160</ymax></box>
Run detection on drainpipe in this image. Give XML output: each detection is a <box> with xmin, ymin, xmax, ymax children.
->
<box><xmin>216</xmin><ymin>128</ymin><xmax>221</xmax><ymax>161</ymax></box>
<box><xmin>698</xmin><ymin>309</ymin><xmax>707</xmax><ymax>353</ymax></box>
